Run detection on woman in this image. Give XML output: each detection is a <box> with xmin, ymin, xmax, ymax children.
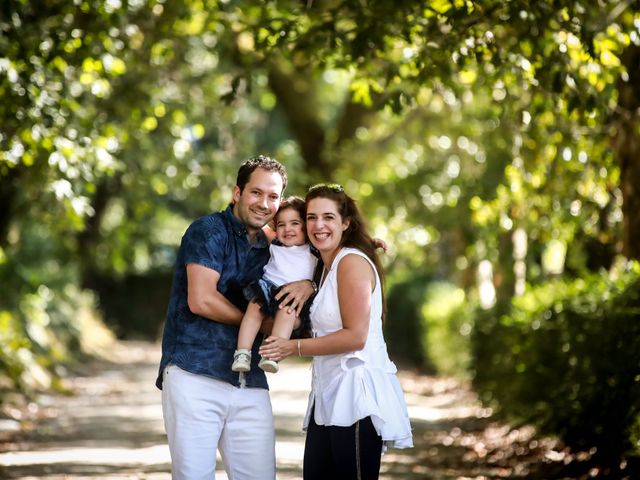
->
<box><xmin>260</xmin><ymin>183</ymin><xmax>413</xmax><ymax>479</ymax></box>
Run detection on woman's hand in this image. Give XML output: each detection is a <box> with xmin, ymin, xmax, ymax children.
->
<box><xmin>372</xmin><ymin>237</ymin><xmax>388</xmax><ymax>252</ymax></box>
<box><xmin>259</xmin><ymin>336</ymin><xmax>294</xmax><ymax>362</ymax></box>
<box><xmin>274</xmin><ymin>279</ymin><xmax>315</xmax><ymax>316</ymax></box>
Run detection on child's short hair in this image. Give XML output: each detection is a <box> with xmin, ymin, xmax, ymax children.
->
<box><xmin>276</xmin><ymin>195</ymin><xmax>306</xmax><ymax>222</ymax></box>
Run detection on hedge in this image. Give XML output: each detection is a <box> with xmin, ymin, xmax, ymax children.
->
<box><xmin>471</xmin><ymin>262</ymin><xmax>640</xmax><ymax>466</ymax></box>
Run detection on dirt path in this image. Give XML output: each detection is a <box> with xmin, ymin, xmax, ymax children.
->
<box><xmin>0</xmin><ymin>341</ymin><xmax>585</xmax><ymax>479</ymax></box>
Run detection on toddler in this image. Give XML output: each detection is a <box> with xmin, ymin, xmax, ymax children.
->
<box><xmin>232</xmin><ymin>196</ymin><xmax>317</xmax><ymax>373</ymax></box>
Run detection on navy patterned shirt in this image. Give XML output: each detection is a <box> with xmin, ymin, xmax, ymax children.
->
<box><xmin>156</xmin><ymin>205</ymin><xmax>271</xmax><ymax>390</ymax></box>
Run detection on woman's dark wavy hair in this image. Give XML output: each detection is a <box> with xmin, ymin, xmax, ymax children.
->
<box><xmin>305</xmin><ymin>184</ymin><xmax>386</xmax><ymax>322</ymax></box>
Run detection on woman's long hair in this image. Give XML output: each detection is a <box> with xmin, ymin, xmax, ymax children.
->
<box><xmin>305</xmin><ymin>184</ymin><xmax>386</xmax><ymax>323</ymax></box>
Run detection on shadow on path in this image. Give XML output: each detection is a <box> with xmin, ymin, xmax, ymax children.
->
<box><xmin>0</xmin><ymin>341</ymin><xmax>596</xmax><ymax>479</ymax></box>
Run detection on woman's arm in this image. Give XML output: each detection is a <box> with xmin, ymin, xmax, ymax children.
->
<box><xmin>259</xmin><ymin>254</ymin><xmax>375</xmax><ymax>360</ymax></box>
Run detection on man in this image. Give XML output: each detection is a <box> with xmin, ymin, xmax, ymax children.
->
<box><xmin>156</xmin><ymin>155</ymin><xmax>314</xmax><ymax>479</ymax></box>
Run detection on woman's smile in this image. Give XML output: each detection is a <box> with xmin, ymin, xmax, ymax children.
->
<box><xmin>306</xmin><ymin>197</ymin><xmax>350</xmax><ymax>267</ymax></box>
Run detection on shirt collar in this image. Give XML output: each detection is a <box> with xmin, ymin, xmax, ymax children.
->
<box><xmin>224</xmin><ymin>204</ymin><xmax>269</xmax><ymax>248</ymax></box>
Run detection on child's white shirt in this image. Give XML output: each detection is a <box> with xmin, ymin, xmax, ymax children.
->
<box><xmin>263</xmin><ymin>243</ymin><xmax>316</xmax><ymax>286</ymax></box>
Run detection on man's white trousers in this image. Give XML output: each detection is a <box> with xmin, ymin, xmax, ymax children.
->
<box><xmin>162</xmin><ymin>365</ymin><xmax>276</xmax><ymax>479</ymax></box>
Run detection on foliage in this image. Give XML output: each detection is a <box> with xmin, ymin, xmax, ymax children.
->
<box><xmin>387</xmin><ymin>277</ymin><xmax>477</xmax><ymax>378</ymax></box>
<box><xmin>0</xmin><ymin>179</ymin><xmax>115</xmax><ymax>396</ymax></box>
<box><xmin>0</xmin><ymin>279</ymin><xmax>110</xmax><ymax>399</ymax></box>
<box><xmin>385</xmin><ymin>274</ymin><xmax>432</xmax><ymax>370</ymax></box>
<box><xmin>421</xmin><ymin>281</ymin><xmax>476</xmax><ymax>377</ymax></box>
<box><xmin>471</xmin><ymin>260</ymin><xmax>640</xmax><ymax>464</ymax></box>
<box><xmin>2</xmin><ymin>0</ymin><xmax>637</xmax><ymax>288</ymax></box>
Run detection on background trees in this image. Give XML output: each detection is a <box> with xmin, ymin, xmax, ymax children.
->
<box><xmin>1</xmin><ymin>0</ymin><xmax>639</xmax><ymax>470</ymax></box>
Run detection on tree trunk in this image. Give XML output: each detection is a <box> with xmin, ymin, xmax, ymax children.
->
<box><xmin>267</xmin><ymin>65</ymin><xmax>330</xmax><ymax>178</ymax></box>
<box><xmin>0</xmin><ymin>165</ymin><xmax>22</xmax><ymax>248</ymax></box>
<box><xmin>494</xmin><ymin>231</ymin><xmax>515</xmax><ymax>303</ymax></box>
<box><xmin>614</xmin><ymin>44</ymin><xmax>640</xmax><ymax>261</ymax></box>
<box><xmin>77</xmin><ymin>173</ymin><xmax>122</xmax><ymax>289</ymax></box>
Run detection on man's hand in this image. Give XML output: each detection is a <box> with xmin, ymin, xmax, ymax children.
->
<box><xmin>274</xmin><ymin>279</ymin><xmax>315</xmax><ymax>316</ymax></box>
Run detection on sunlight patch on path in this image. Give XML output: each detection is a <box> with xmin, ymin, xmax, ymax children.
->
<box><xmin>0</xmin><ymin>444</ymin><xmax>169</xmax><ymax>467</ymax></box>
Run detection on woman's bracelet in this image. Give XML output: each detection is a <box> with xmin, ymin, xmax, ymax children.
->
<box><xmin>297</xmin><ymin>339</ymin><xmax>302</xmax><ymax>357</ymax></box>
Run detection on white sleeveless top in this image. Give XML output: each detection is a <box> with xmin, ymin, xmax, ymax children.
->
<box><xmin>263</xmin><ymin>243</ymin><xmax>316</xmax><ymax>286</ymax></box>
<box><xmin>303</xmin><ymin>247</ymin><xmax>413</xmax><ymax>449</ymax></box>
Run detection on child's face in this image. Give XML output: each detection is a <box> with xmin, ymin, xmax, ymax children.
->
<box><xmin>275</xmin><ymin>208</ymin><xmax>307</xmax><ymax>247</ymax></box>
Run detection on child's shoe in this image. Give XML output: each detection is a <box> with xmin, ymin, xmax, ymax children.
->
<box><xmin>232</xmin><ymin>349</ymin><xmax>251</xmax><ymax>372</ymax></box>
<box><xmin>258</xmin><ymin>357</ymin><xmax>279</xmax><ymax>373</ymax></box>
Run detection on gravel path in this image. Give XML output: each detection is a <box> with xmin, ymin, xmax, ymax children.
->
<box><xmin>0</xmin><ymin>341</ymin><xmax>595</xmax><ymax>479</ymax></box>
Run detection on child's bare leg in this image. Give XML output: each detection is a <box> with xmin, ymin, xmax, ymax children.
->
<box><xmin>237</xmin><ymin>301</ymin><xmax>265</xmax><ymax>350</ymax></box>
<box><xmin>271</xmin><ymin>308</ymin><xmax>299</xmax><ymax>340</ymax></box>
<box><xmin>258</xmin><ymin>309</ymin><xmax>299</xmax><ymax>374</ymax></box>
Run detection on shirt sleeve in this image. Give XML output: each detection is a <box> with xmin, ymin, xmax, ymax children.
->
<box><xmin>182</xmin><ymin>216</ymin><xmax>228</xmax><ymax>274</ymax></box>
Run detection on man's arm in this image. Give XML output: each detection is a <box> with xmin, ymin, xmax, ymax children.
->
<box><xmin>186</xmin><ymin>263</ymin><xmax>244</xmax><ymax>326</ymax></box>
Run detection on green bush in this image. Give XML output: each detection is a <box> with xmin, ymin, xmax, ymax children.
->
<box><xmin>386</xmin><ymin>277</ymin><xmax>477</xmax><ymax>377</ymax></box>
<box><xmin>421</xmin><ymin>281</ymin><xmax>476</xmax><ymax>378</ymax></box>
<box><xmin>472</xmin><ymin>261</ymin><xmax>640</xmax><ymax>465</ymax></box>
<box><xmin>385</xmin><ymin>275</ymin><xmax>432</xmax><ymax>369</ymax></box>
<box><xmin>0</xmin><ymin>283</ymin><xmax>108</xmax><ymax>399</ymax></box>
<box><xmin>0</xmin><ymin>233</ymin><xmax>112</xmax><ymax>401</ymax></box>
